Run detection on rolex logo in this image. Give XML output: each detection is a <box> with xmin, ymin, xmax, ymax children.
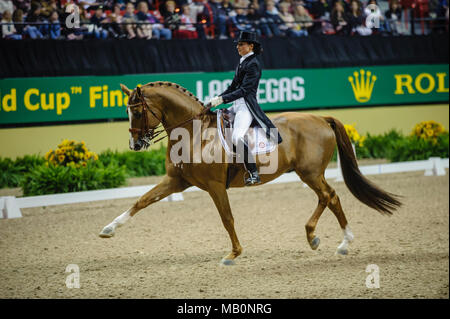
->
<box><xmin>348</xmin><ymin>69</ymin><xmax>377</xmax><ymax>103</ymax></box>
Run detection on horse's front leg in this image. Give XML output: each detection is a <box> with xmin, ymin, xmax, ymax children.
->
<box><xmin>207</xmin><ymin>181</ymin><xmax>242</xmax><ymax>265</ymax></box>
<box><xmin>99</xmin><ymin>175</ymin><xmax>189</xmax><ymax>238</ymax></box>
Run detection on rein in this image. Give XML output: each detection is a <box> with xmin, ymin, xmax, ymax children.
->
<box><xmin>127</xmin><ymin>92</ymin><xmax>212</xmax><ymax>147</ymax></box>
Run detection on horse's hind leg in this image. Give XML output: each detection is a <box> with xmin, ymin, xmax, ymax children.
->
<box><xmin>327</xmin><ymin>190</ymin><xmax>354</xmax><ymax>255</ymax></box>
<box><xmin>298</xmin><ymin>173</ymin><xmax>331</xmax><ymax>250</ymax></box>
<box><xmin>300</xmin><ymin>171</ymin><xmax>354</xmax><ymax>254</ymax></box>
<box><xmin>99</xmin><ymin>175</ymin><xmax>189</xmax><ymax>238</ymax></box>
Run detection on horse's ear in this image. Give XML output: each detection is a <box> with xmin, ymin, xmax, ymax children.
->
<box><xmin>120</xmin><ymin>84</ymin><xmax>131</xmax><ymax>96</ymax></box>
<box><xmin>136</xmin><ymin>86</ymin><xmax>142</xmax><ymax>96</ymax></box>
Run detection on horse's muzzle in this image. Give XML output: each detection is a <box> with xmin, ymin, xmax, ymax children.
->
<box><xmin>133</xmin><ymin>139</ymin><xmax>143</xmax><ymax>151</ymax></box>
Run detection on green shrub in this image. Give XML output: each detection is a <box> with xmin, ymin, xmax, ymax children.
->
<box><xmin>21</xmin><ymin>161</ymin><xmax>127</xmax><ymax>196</ymax></box>
<box><xmin>0</xmin><ymin>155</ymin><xmax>45</xmax><ymax>188</ymax></box>
<box><xmin>356</xmin><ymin>129</ymin><xmax>404</xmax><ymax>159</ymax></box>
<box><xmin>388</xmin><ymin>132</ymin><xmax>449</xmax><ymax>162</ymax></box>
<box><xmin>0</xmin><ymin>158</ymin><xmax>24</xmax><ymax>188</ymax></box>
<box><xmin>98</xmin><ymin>146</ymin><xmax>167</xmax><ymax>177</ymax></box>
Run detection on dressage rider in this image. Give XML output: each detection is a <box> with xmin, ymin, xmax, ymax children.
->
<box><xmin>208</xmin><ymin>31</ymin><xmax>283</xmax><ymax>186</ymax></box>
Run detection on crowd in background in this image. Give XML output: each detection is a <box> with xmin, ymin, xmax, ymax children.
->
<box><xmin>0</xmin><ymin>0</ymin><xmax>448</xmax><ymax>40</ymax></box>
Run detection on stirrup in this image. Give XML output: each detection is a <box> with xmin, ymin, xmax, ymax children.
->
<box><xmin>244</xmin><ymin>171</ymin><xmax>261</xmax><ymax>186</ymax></box>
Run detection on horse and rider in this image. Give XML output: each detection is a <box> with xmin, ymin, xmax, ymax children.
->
<box><xmin>99</xmin><ymin>31</ymin><xmax>401</xmax><ymax>265</ymax></box>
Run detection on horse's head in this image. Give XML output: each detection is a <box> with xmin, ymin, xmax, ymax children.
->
<box><xmin>121</xmin><ymin>84</ymin><xmax>162</xmax><ymax>151</ymax></box>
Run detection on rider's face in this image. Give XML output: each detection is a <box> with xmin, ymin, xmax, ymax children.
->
<box><xmin>237</xmin><ymin>42</ymin><xmax>254</xmax><ymax>56</ymax></box>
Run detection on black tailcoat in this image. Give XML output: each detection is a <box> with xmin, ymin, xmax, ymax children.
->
<box><xmin>219</xmin><ymin>54</ymin><xmax>283</xmax><ymax>144</ymax></box>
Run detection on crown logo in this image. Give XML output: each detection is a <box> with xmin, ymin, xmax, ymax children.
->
<box><xmin>348</xmin><ymin>69</ymin><xmax>377</xmax><ymax>103</ymax></box>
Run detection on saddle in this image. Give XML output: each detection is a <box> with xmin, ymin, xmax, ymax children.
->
<box><xmin>216</xmin><ymin>109</ymin><xmax>276</xmax><ymax>156</ymax></box>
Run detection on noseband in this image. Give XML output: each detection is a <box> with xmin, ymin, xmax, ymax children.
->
<box><xmin>127</xmin><ymin>91</ymin><xmax>213</xmax><ymax>148</ymax></box>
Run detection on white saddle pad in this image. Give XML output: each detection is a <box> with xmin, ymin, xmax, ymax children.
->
<box><xmin>216</xmin><ymin>109</ymin><xmax>276</xmax><ymax>156</ymax></box>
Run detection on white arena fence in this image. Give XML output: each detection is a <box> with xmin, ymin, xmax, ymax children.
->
<box><xmin>1</xmin><ymin>157</ymin><xmax>448</xmax><ymax>219</ymax></box>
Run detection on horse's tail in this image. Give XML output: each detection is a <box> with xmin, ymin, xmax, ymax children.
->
<box><xmin>324</xmin><ymin>116</ymin><xmax>402</xmax><ymax>215</ymax></box>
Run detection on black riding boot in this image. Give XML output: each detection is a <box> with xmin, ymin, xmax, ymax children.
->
<box><xmin>236</xmin><ymin>137</ymin><xmax>261</xmax><ymax>186</ymax></box>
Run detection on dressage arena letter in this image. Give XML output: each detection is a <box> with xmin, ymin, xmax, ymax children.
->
<box><xmin>365</xmin><ymin>264</ymin><xmax>380</xmax><ymax>288</ymax></box>
<box><xmin>65</xmin><ymin>264</ymin><xmax>80</xmax><ymax>289</ymax></box>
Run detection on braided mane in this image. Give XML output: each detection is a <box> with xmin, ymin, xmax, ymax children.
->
<box><xmin>142</xmin><ymin>81</ymin><xmax>205</xmax><ymax>107</ymax></box>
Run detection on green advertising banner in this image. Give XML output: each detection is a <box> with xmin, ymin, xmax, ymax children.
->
<box><xmin>0</xmin><ymin>64</ymin><xmax>448</xmax><ymax>125</ymax></box>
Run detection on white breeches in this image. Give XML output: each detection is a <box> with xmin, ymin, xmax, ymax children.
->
<box><xmin>231</xmin><ymin>98</ymin><xmax>253</xmax><ymax>145</ymax></box>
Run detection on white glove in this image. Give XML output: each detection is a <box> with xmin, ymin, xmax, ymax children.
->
<box><xmin>209</xmin><ymin>96</ymin><xmax>223</xmax><ymax>108</ymax></box>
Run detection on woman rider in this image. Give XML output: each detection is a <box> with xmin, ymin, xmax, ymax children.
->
<box><xmin>207</xmin><ymin>31</ymin><xmax>283</xmax><ymax>186</ymax></box>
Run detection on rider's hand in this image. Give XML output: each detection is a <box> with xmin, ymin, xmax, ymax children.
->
<box><xmin>209</xmin><ymin>96</ymin><xmax>223</xmax><ymax>108</ymax></box>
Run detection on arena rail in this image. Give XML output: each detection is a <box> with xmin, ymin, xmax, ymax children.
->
<box><xmin>1</xmin><ymin>157</ymin><xmax>448</xmax><ymax>219</ymax></box>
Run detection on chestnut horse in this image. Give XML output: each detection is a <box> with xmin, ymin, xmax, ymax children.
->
<box><xmin>99</xmin><ymin>81</ymin><xmax>401</xmax><ymax>265</ymax></box>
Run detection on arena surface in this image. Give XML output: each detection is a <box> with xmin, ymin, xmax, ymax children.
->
<box><xmin>0</xmin><ymin>170</ymin><xmax>448</xmax><ymax>299</ymax></box>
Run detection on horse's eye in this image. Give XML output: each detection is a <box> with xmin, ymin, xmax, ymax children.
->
<box><xmin>133</xmin><ymin>111</ymin><xmax>142</xmax><ymax>119</ymax></box>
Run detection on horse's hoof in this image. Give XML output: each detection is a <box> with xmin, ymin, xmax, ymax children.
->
<box><xmin>336</xmin><ymin>247</ymin><xmax>348</xmax><ymax>255</ymax></box>
<box><xmin>99</xmin><ymin>226</ymin><xmax>115</xmax><ymax>238</ymax></box>
<box><xmin>310</xmin><ymin>237</ymin><xmax>320</xmax><ymax>250</ymax></box>
<box><xmin>220</xmin><ymin>258</ymin><xmax>235</xmax><ymax>266</ymax></box>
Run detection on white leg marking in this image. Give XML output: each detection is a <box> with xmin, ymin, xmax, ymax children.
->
<box><xmin>337</xmin><ymin>225</ymin><xmax>354</xmax><ymax>254</ymax></box>
<box><xmin>100</xmin><ymin>209</ymin><xmax>132</xmax><ymax>237</ymax></box>
<box><xmin>112</xmin><ymin>209</ymin><xmax>132</xmax><ymax>228</ymax></box>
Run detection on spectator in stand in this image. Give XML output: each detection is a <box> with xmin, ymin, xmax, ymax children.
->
<box><xmin>260</xmin><ymin>0</ymin><xmax>283</xmax><ymax>37</ymax></box>
<box><xmin>115</xmin><ymin>0</ymin><xmax>127</xmax><ymax>9</ymax></box>
<box><xmin>12</xmin><ymin>0</ymin><xmax>31</xmax><ymax>14</ymax></box>
<box><xmin>385</xmin><ymin>0</ymin><xmax>406</xmax><ymax>35</ymax></box>
<box><xmin>41</xmin><ymin>0</ymin><xmax>60</xmax><ymax>19</ymax></box>
<box><xmin>136</xmin><ymin>1</ymin><xmax>152</xmax><ymax>38</ymax></box>
<box><xmin>79</xmin><ymin>0</ymin><xmax>103</xmax><ymax>11</ymax></box>
<box><xmin>2</xmin><ymin>10</ymin><xmax>22</xmax><ymax>39</ymax></box>
<box><xmin>160</xmin><ymin>0</ymin><xmax>179</xmax><ymax>38</ymax></box>
<box><xmin>309</xmin><ymin>0</ymin><xmax>330</xmax><ymax>18</ymax></box>
<box><xmin>174</xmin><ymin>3</ymin><xmax>198</xmax><ymax>38</ymax></box>
<box><xmin>123</xmin><ymin>2</ymin><xmax>144</xmax><ymax>38</ymax></box>
<box><xmin>149</xmin><ymin>1</ymin><xmax>165</xmax><ymax>22</ymax></box>
<box><xmin>24</xmin><ymin>2</ymin><xmax>45</xmax><ymax>38</ymax></box>
<box><xmin>48</xmin><ymin>10</ymin><xmax>61</xmax><ymax>39</ymax></box>
<box><xmin>231</xmin><ymin>0</ymin><xmax>258</xmax><ymax>33</ymax></box>
<box><xmin>330</xmin><ymin>0</ymin><xmax>349</xmax><ymax>34</ymax></box>
<box><xmin>137</xmin><ymin>0</ymin><xmax>171</xmax><ymax>39</ymax></box>
<box><xmin>346</xmin><ymin>0</ymin><xmax>372</xmax><ymax>35</ymax></box>
<box><xmin>106</xmin><ymin>3</ymin><xmax>127</xmax><ymax>38</ymax></box>
<box><xmin>12</xmin><ymin>8</ymin><xmax>26</xmax><ymax>36</ymax></box>
<box><xmin>279</xmin><ymin>1</ymin><xmax>307</xmax><ymax>36</ymax></box>
<box><xmin>0</xmin><ymin>0</ymin><xmax>14</xmax><ymax>16</ymax></box>
<box><xmin>148</xmin><ymin>1</ymin><xmax>173</xmax><ymax>40</ymax></box>
<box><xmin>89</xmin><ymin>5</ymin><xmax>109</xmax><ymax>38</ymax></box>
<box><xmin>222</xmin><ymin>0</ymin><xmax>234</xmax><ymax>15</ymax></box>
<box><xmin>205</xmin><ymin>0</ymin><xmax>230</xmax><ymax>39</ymax></box>
<box><xmin>293</xmin><ymin>3</ymin><xmax>313</xmax><ymax>34</ymax></box>
<box><xmin>186</xmin><ymin>0</ymin><xmax>207</xmax><ymax>38</ymax></box>
<box><xmin>247</xmin><ymin>0</ymin><xmax>264</xmax><ymax>35</ymax></box>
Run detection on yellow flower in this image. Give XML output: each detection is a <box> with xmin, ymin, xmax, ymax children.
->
<box><xmin>81</xmin><ymin>162</ymin><xmax>87</xmax><ymax>167</ymax></box>
<box><xmin>44</xmin><ymin>150</ymin><xmax>52</xmax><ymax>160</ymax></box>
<box><xmin>58</xmin><ymin>155</ymin><xmax>65</xmax><ymax>162</ymax></box>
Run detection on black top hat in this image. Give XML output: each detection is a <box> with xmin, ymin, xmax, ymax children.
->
<box><xmin>234</xmin><ymin>31</ymin><xmax>260</xmax><ymax>45</ymax></box>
